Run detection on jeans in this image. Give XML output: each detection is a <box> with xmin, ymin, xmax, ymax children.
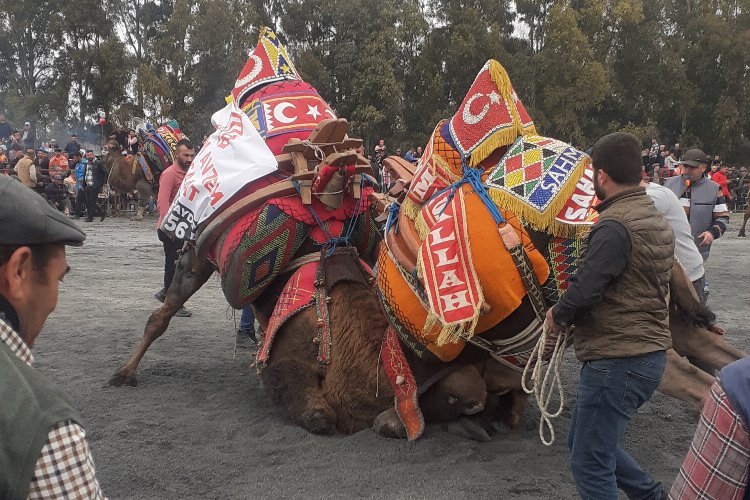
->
<box><xmin>239</xmin><ymin>305</ymin><xmax>255</xmax><ymax>332</ymax></box>
<box><xmin>691</xmin><ymin>276</ymin><xmax>708</xmax><ymax>305</ymax></box>
<box><xmin>568</xmin><ymin>350</ymin><xmax>666</xmax><ymax>500</ymax></box>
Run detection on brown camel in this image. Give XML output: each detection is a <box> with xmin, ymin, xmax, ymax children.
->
<box><xmin>103</xmin><ymin>140</ymin><xmax>154</xmax><ymax>221</ymax></box>
<box><xmin>734</xmin><ymin>174</ymin><xmax>750</xmax><ymax>236</ymax></box>
<box><xmin>108</xmin><ymin>227</ymin><xmax>746</xmax><ymax>439</ymax></box>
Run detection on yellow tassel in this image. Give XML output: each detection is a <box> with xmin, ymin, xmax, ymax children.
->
<box><xmin>468</xmin><ymin>126</ymin><xmax>524</xmax><ymax>167</ymax></box>
<box><xmin>414</xmin><ymin>212</ymin><xmax>430</xmax><ymax>242</ymax></box>
<box><xmin>401</xmin><ymin>198</ymin><xmax>422</xmax><ymax>222</ymax></box>
<box><xmin>225</xmin><ymin>95</ymin><xmax>234</xmax><ymax>104</ymax></box>
<box><xmin>488</xmin><ymin>60</ymin><xmax>513</xmax><ymax>98</ymax></box>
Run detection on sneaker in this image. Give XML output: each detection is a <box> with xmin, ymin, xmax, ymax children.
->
<box><xmin>174</xmin><ymin>306</ymin><xmax>191</xmax><ymax>317</ymax></box>
<box><xmin>154</xmin><ymin>288</ymin><xmax>166</xmax><ymax>303</ymax></box>
<box><xmin>236</xmin><ymin>328</ymin><xmax>257</xmax><ymax>348</ymax></box>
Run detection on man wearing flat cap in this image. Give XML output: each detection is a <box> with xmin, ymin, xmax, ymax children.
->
<box><xmin>665</xmin><ymin>148</ymin><xmax>730</xmax><ymax>303</ymax></box>
<box><xmin>0</xmin><ymin>176</ymin><xmax>105</xmax><ymax>498</ymax></box>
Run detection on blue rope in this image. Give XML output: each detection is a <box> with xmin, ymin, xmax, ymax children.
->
<box><xmin>291</xmin><ymin>174</ymin><xmax>369</xmax><ymax>257</ymax></box>
<box><xmin>425</xmin><ymin>164</ymin><xmax>505</xmax><ymax>225</ymax></box>
<box><xmin>385</xmin><ymin>201</ymin><xmax>400</xmax><ymax>235</ymax></box>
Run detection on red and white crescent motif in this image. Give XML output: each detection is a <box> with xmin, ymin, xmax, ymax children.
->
<box><xmin>273</xmin><ymin>102</ymin><xmax>297</xmax><ymax>124</ymax></box>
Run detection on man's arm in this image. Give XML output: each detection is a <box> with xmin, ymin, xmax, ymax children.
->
<box><xmin>28</xmin><ymin>421</ymin><xmax>105</xmax><ymax>499</ymax></box>
<box><xmin>29</xmin><ymin>163</ymin><xmax>36</xmax><ymax>184</ymax></box>
<box><xmin>699</xmin><ymin>187</ymin><xmax>730</xmax><ymax>246</ymax></box>
<box><xmin>551</xmin><ymin>220</ymin><xmax>631</xmax><ymax>327</ymax></box>
<box><xmin>157</xmin><ymin>168</ymin><xmax>175</xmax><ymax>215</ymax></box>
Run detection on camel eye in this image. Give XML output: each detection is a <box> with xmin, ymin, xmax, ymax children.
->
<box><xmin>448</xmin><ymin>395</ymin><xmax>457</xmax><ymax>405</ymax></box>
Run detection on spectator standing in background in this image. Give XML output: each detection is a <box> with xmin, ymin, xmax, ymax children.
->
<box><xmin>20</xmin><ymin>122</ymin><xmax>34</xmax><ymax>150</ymax></box>
<box><xmin>64</xmin><ymin>134</ymin><xmax>80</xmax><ymax>160</ymax></box>
<box><xmin>0</xmin><ymin>114</ymin><xmax>11</xmax><ymax>146</ymax></box>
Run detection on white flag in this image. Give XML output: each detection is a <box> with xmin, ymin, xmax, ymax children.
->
<box><xmin>160</xmin><ymin>101</ymin><xmax>278</xmax><ymax>240</ymax></box>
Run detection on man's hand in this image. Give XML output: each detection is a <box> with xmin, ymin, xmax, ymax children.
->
<box><xmin>698</xmin><ymin>231</ymin><xmax>715</xmax><ymax>246</ymax></box>
<box><xmin>545</xmin><ymin>307</ymin><xmax>564</xmax><ymax>334</ymax></box>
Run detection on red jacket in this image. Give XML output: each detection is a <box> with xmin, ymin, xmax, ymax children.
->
<box><xmin>712</xmin><ymin>171</ymin><xmax>732</xmax><ymax>199</ymax></box>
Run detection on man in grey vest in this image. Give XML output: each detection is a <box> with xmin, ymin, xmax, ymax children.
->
<box><xmin>546</xmin><ymin>132</ymin><xmax>674</xmax><ymax>500</ymax></box>
<box><xmin>665</xmin><ymin>149</ymin><xmax>730</xmax><ymax>261</ymax></box>
<box><xmin>0</xmin><ymin>176</ymin><xmax>105</xmax><ymax>498</ymax></box>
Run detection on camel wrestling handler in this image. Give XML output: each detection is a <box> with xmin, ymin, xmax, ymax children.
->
<box><xmin>0</xmin><ymin>175</ymin><xmax>106</xmax><ymax>498</ymax></box>
<box><xmin>545</xmin><ymin>132</ymin><xmax>674</xmax><ymax>500</ymax></box>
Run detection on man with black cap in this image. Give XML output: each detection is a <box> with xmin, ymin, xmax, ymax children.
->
<box><xmin>0</xmin><ymin>176</ymin><xmax>105</xmax><ymax>497</ymax></box>
<box><xmin>665</xmin><ymin>148</ymin><xmax>730</xmax><ymax>301</ymax></box>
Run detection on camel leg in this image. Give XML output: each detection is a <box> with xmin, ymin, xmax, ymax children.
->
<box><xmin>670</xmin><ymin>316</ymin><xmax>747</xmax><ymax>371</ymax></box>
<box><xmin>130</xmin><ymin>180</ymin><xmax>152</xmax><ymax>221</ymax></box>
<box><xmin>109</xmin><ymin>248</ymin><xmax>214</xmax><ymax>386</ymax></box>
<box><xmin>739</xmin><ymin>208</ymin><xmax>750</xmax><ymax>237</ymax></box>
<box><xmin>657</xmin><ymin>349</ymin><xmax>716</xmax><ymax>411</ymax></box>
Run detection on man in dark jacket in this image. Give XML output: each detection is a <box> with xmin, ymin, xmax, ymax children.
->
<box><xmin>83</xmin><ymin>150</ymin><xmax>107</xmax><ymax>222</ymax></box>
<box><xmin>0</xmin><ymin>175</ymin><xmax>105</xmax><ymax>498</ymax></box>
<box><xmin>546</xmin><ymin>132</ymin><xmax>674</xmax><ymax>500</ymax></box>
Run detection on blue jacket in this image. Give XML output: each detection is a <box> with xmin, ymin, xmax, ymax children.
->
<box><xmin>75</xmin><ymin>160</ymin><xmax>87</xmax><ymax>189</ymax></box>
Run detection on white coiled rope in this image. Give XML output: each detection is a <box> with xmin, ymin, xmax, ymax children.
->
<box><xmin>522</xmin><ymin>321</ymin><xmax>568</xmax><ymax>446</ymax></box>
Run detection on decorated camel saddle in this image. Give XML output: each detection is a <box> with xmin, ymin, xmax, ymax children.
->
<box><xmin>372</xmin><ymin>60</ymin><xmax>601</xmax><ymax>438</ymax></box>
<box><xmin>159</xmin><ymin>28</ymin><xmax>380</xmax><ymax>362</ymax></box>
<box><xmin>136</xmin><ymin>121</ymin><xmax>184</xmax><ymax>181</ymax></box>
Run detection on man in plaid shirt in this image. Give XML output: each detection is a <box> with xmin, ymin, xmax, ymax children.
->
<box><xmin>669</xmin><ymin>357</ymin><xmax>750</xmax><ymax>499</ymax></box>
<box><xmin>0</xmin><ymin>175</ymin><xmax>105</xmax><ymax>498</ymax></box>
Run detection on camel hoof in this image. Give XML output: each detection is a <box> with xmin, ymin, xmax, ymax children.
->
<box><xmin>442</xmin><ymin>417</ymin><xmax>492</xmax><ymax>442</ymax></box>
<box><xmin>109</xmin><ymin>370</ymin><xmax>138</xmax><ymax>387</ymax></box>
<box><xmin>300</xmin><ymin>407</ymin><xmax>336</xmax><ymax>435</ymax></box>
<box><xmin>374</xmin><ymin>408</ymin><xmax>407</xmax><ymax>439</ymax></box>
<box><xmin>130</xmin><ymin>216</ymin><xmax>144</xmax><ymax>222</ymax></box>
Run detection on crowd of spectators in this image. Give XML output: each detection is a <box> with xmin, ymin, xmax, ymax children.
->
<box><xmin>642</xmin><ymin>139</ymin><xmax>750</xmax><ymax>211</ymax></box>
<box><xmin>0</xmin><ymin>115</ymin><xmax>149</xmax><ymax>220</ymax></box>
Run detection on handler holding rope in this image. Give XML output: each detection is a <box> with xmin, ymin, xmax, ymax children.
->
<box><xmin>544</xmin><ymin>132</ymin><xmax>674</xmax><ymax>500</ymax></box>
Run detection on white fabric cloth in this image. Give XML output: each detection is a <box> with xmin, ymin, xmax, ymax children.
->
<box><xmin>646</xmin><ymin>182</ymin><xmax>705</xmax><ymax>282</ymax></box>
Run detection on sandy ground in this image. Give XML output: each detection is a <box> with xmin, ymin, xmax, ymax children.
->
<box><xmin>34</xmin><ymin>213</ymin><xmax>750</xmax><ymax>499</ymax></box>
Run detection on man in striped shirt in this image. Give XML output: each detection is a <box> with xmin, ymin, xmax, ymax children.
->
<box><xmin>0</xmin><ymin>175</ymin><xmax>105</xmax><ymax>498</ymax></box>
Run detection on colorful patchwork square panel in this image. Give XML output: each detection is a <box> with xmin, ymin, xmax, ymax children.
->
<box><xmin>485</xmin><ymin>135</ymin><xmax>591</xmax><ymax>233</ymax></box>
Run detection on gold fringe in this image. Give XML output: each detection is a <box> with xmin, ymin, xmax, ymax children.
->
<box><xmin>486</xmin><ymin>157</ymin><xmax>589</xmax><ymax>238</ymax></box>
<box><xmin>225</xmin><ymin>95</ymin><xmax>234</xmax><ymax>104</ymax></box>
<box><xmin>414</xmin><ymin>212</ymin><xmax>429</xmax><ymax>242</ymax></box>
<box><xmin>467</xmin><ymin>60</ymin><xmax>531</xmax><ymax>167</ymax></box>
<box><xmin>401</xmin><ymin>198</ymin><xmax>422</xmax><ymax>222</ymax></box>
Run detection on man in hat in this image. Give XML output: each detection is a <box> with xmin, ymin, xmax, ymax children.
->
<box><xmin>20</xmin><ymin>121</ymin><xmax>34</xmax><ymax>149</ymax></box>
<box><xmin>14</xmin><ymin>148</ymin><xmax>37</xmax><ymax>189</ymax></box>
<box><xmin>547</xmin><ymin>132</ymin><xmax>674</xmax><ymax>500</ymax></box>
<box><xmin>665</xmin><ymin>148</ymin><xmax>730</xmax><ymax>302</ymax></box>
<box><xmin>0</xmin><ymin>176</ymin><xmax>105</xmax><ymax>498</ymax></box>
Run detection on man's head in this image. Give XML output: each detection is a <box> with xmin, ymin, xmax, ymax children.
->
<box><xmin>25</xmin><ymin>148</ymin><xmax>34</xmax><ymax>158</ymax></box>
<box><xmin>85</xmin><ymin>149</ymin><xmax>94</xmax><ymax>161</ymax></box>
<box><xmin>73</xmin><ymin>151</ymin><xmax>82</xmax><ymax>162</ymax></box>
<box><xmin>49</xmin><ymin>138</ymin><xmax>57</xmax><ymax>146</ymax></box>
<box><xmin>70</xmin><ymin>134</ymin><xmax>77</xmax><ymax>143</ymax></box>
<box><xmin>174</xmin><ymin>139</ymin><xmax>195</xmax><ymax>171</ymax></box>
<box><xmin>417</xmin><ymin>146</ymin><xmax>423</xmax><ymax>156</ymax></box>
<box><xmin>13</xmin><ymin>131</ymin><xmax>20</xmax><ymax>141</ymax></box>
<box><xmin>395</xmin><ymin>148</ymin><xmax>402</xmax><ymax>156</ymax></box>
<box><xmin>0</xmin><ymin>176</ymin><xmax>85</xmax><ymax>346</ymax></box>
<box><xmin>720</xmin><ymin>164</ymin><xmax>729</xmax><ymax>173</ymax></box>
<box><xmin>378</xmin><ymin>139</ymin><xmax>385</xmax><ymax>146</ymax></box>
<box><xmin>591</xmin><ymin>132</ymin><xmax>643</xmax><ymax>200</ymax></box>
<box><xmin>15</xmin><ymin>150</ymin><xmax>24</xmax><ymax>160</ymax></box>
<box><xmin>23</xmin><ymin>121</ymin><xmax>30</xmax><ymax>129</ymax></box>
<box><xmin>0</xmin><ymin>114</ymin><xmax>5</xmax><ymax>122</ymax></box>
<box><xmin>680</xmin><ymin>148</ymin><xmax>709</xmax><ymax>182</ymax></box>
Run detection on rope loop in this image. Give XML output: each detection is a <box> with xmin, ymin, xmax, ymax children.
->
<box><xmin>522</xmin><ymin>321</ymin><xmax>568</xmax><ymax>446</ymax></box>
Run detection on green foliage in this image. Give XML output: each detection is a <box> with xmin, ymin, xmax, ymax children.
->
<box><xmin>0</xmin><ymin>0</ymin><xmax>747</xmax><ymax>161</ymax></box>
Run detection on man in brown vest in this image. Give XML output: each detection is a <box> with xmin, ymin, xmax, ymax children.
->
<box><xmin>546</xmin><ymin>132</ymin><xmax>674</xmax><ymax>500</ymax></box>
<box><xmin>13</xmin><ymin>148</ymin><xmax>36</xmax><ymax>189</ymax></box>
<box><xmin>0</xmin><ymin>176</ymin><xmax>105</xmax><ymax>498</ymax></box>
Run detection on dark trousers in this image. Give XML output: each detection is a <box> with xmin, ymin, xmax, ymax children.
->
<box><xmin>158</xmin><ymin>229</ymin><xmax>183</xmax><ymax>291</ymax></box>
<box><xmin>75</xmin><ymin>188</ymin><xmax>87</xmax><ymax>216</ymax></box>
<box><xmin>85</xmin><ymin>185</ymin><xmax>102</xmax><ymax>221</ymax></box>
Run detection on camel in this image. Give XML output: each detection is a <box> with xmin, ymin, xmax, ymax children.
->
<box><xmin>103</xmin><ymin>140</ymin><xmax>154</xmax><ymax>221</ymax></box>
<box><xmin>108</xmin><ymin>216</ymin><xmax>746</xmax><ymax>439</ymax></box>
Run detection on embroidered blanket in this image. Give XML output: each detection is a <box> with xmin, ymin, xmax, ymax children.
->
<box><xmin>485</xmin><ymin>135</ymin><xmax>594</xmax><ymax>236</ymax></box>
